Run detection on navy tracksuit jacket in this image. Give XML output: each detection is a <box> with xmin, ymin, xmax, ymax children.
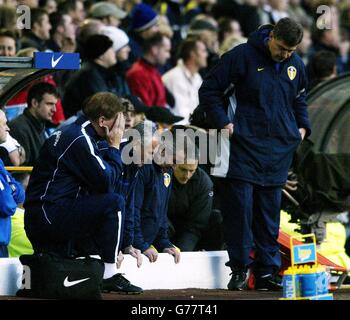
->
<box><xmin>0</xmin><ymin>160</ymin><xmax>25</xmax><ymax>257</ymax></box>
<box><xmin>24</xmin><ymin>115</ymin><xmax>125</xmax><ymax>262</ymax></box>
<box><xmin>199</xmin><ymin>24</ymin><xmax>311</xmax><ymax>186</ymax></box>
<box><xmin>132</xmin><ymin>163</ymin><xmax>174</xmax><ymax>253</ymax></box>
<box><xmin>199</xmin><ymin>24</ymin><xmax>311</xmax><ymax>274</ymax></box>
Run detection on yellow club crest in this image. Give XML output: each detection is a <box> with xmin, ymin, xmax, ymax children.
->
<box><xmin>163</xmin><ymin>173</ymin><xmax>171</xmax><ymax>188</ymax></box>
<box><xmin>287</xmin><ymin>66</ymin><xmax>297</xmax><ymax>80</ymax></box>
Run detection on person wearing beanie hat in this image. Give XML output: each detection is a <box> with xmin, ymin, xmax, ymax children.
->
<box><xmin>89</xmin><ymin>1</ymin><xmax>127</xmax><ymax>27</ymax></box>
<box><xmin>131</xmin><ymin>3</ymin><xmax>159</xmax><ymax>33</ymax></box>
<box><xmin>128</xmin><ymin>3</ymin><xmax>160</xmax><ymax>64</ymax></box>
<box><xmin>84</xmin><ymin>34</ymin><xmax>115</xmax><ymax>61</ymax></box>
<box><xmin>63</xmin><ymin>34</ymin><xmax>120</xmax><ymax>119</ymax></box>
<box><xmin>100</xmin><ymin>26</ymin><xmax>130</xmax><ymax>62</ymax></box>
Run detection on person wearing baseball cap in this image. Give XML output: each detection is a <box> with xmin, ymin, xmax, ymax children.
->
<box><xmin>89</xmin><ymin>1</ymin><xmax>127</xmax><ymax>27</ymax></box>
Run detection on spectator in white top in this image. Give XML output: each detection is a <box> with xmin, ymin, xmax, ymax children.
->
<box><xmin>162</xmin><ymin>37</ymin><xmax>208</xmax><ymax>125</ymax></box>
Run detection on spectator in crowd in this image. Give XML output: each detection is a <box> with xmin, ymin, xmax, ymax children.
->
<box><xmin>24</xmin><ymin>92</ymin><xmax>142</xmax><ymax>293</ymax></box>
<box><xmin>263</xmin><ymin>0</ymin><xmax>289</xmax><ymax>25</ymax></box>
<box><xmin>0</xmin><ymin>5</ymin><xmax>18</xmax><ymax>32</ymax></box>
<box><xmin>9</xmin><ymin>82</ymin><xmax>58</xmax><ymax>166</ymax></box>
<box><xmin>0</xmin><ymin>29</ymin><xmax>17</xmax><ymax>57</ymax></box>
<box><xmin>0</xmin><ymin>109</ymin><xmax>25</xmax><ymax>258</ymax></box>
<box><xmin>0</xmin><ymin>132</ymin><xmax>26</xmax><ymax>166</ymax></box>
<box><xmin>75</xmin><ymin>18</ymin><xmax>104</xmax><ymax>60</ymax></box>
<box><xmin>296</xmin><ymin>27</ymin><xmax>312</xmax><ymax>65</ymax></box>
<box><xmin>39</xmin><ymin>0</ymin><xmax>57</xmax><ymax>14</ymax></box>
<box><xmin>47</xmin><ymin>11</ymin><xmax>76</xmax><ymax>52</ymax></box>
<box><xmin>20</xmin><ymin>8</ymin><xmax>52</xmax><ymax>51</ymax></box>
<box><xmin>17</xmin><ymin>0</ymin><xmax>38</xmax><ymax>8</ymax></box>
<box><xmin>199</xmin><ymin>18</ymin><xmax>310</xmax><ymax>291</ymax></box>
<box><xmin>162</xmin><ymin>37</ymin><xmax>208</xmax><ymax>125</ymax></box>
<box><xmin>131</xmin><ymin>121</ymin><xmax>180</xmax><ymax>264</ymax></box>
<box><xmin>310</xmin><ymin>26</ymin><xmax>350</xmax><ymax>74</ymax></box>
<box><xmin>308</xmin><ymin>50</ymin><xmax>337</xmax><ymax>90</ymax></box>
<box><xmin>128</xmin><ymin>3</ymin><xmax>160</xmax><ymax>64</ymax></box>
<box><xmin>218</xmin><ymin>18</ymin><xmax>243</xmax><ymax>48</ymax></box>
<box><xmin>89</xmin><ymin>1</ymin><xmax>127</xmax><ymax>28</ymax></box>
<box><xmin>287</xmin><ymin>0</ymin><xmax>313</xmax><ymax>28</ymax></box>
<box><xmin>100</xmin><ymin>25</ymin><xmax>132</xmax><ymax>97</ymax></box>
<box><xmin>219</xmin><ymin>34</ymin><xmax>247</xmax><ymax>56</ymax></box>
<box><xmin>57</xmin><ymin>0</ymin><xmax>85</xmax><ymax>29</ymax></box>
<box><xmin>63</xmin><ymin>34</ymin><xmax>118</xmax><ymax>118</ymax></box>
<box><xmin>145</xmin><ymin>106</ymin><xmax>184</xmax><ymax>131</ymax></box>
<box><xmin>122</xmin><ymin>95</ymin><xmax>149</xmax><ymax>130</ymax></box>
<box><xmin>187</xmin><ymin>17</ymin><xmax>220</xmax><ymax>77</ymax></box>
<box><xmin>126</xmin><ymin>32</ymin><xmax>171</xmax><ymax>107</ymax></box>
<box><xmin>167</xmin><ymin>131</ymin><xmax>214</xmax><ymax>251</ymax></box>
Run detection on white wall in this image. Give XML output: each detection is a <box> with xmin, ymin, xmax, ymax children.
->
<box><xmin>0</xmin><ymin>251</ymin><xmax>232</xmax><ymax>296</ymax></box>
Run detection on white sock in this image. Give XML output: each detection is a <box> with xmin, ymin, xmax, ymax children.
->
<box><xmin>103</xmin><ymin>262</ymin><xmax>118</xmax><ymax>279</ymax></box>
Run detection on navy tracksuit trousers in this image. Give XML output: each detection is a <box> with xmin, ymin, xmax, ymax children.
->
<box><xmin>220</xmin><ymin>178</ymin><xmax>282</xmax><ymax>276</ymax></box>
<box><xmin>25</xmin><ymin>193</ymin><xmax>124</xmax><ymax>263</ymax></box>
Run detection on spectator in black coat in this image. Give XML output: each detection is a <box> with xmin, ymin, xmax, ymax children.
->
<box><xmin>62</xmin><ymin>34</ymin><xmax>118</xmax><ymax>118</ymax></box>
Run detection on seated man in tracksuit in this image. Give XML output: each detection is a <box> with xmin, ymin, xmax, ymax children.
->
<box><xmin>24</xmin><ymin>92</ymin><xmax>142</xmax><ymax>293</ymax></box>
<box><xmin>130</xmin><ymin>124</ymin><xmax>180</xmax><ymax>264</ymax></box>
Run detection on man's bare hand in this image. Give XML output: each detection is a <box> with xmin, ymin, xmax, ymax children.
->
<box><xmin>163</xmin><ymin>247</ymin><xmax>180</xmax><ymax>264</ymax></box>
<box><xmin>143</xmin><ymin>247</ymin><xmax>158</xmax><ymax>263</ymax></box>
<box><xmin>106</xmin><ymin>113</ymin><xmax>125</xmax><ymax>149</ymax></box>
<box><xmin>299</xmin><ymin>128</ymin><xmax>306</xmax><ymax>140</ymax></box>
<box><xmin>124</xmin><ymin>245</ymin><xmax>143</xmax><ymax>268</ymax></box>
<box><xmin>224</xmin><ymin>123</ymin><xmax>234</xmax><ymax>137</ymax></box>
<box><xmin>116</xmin><ymin>250</ymin><xmax>124</xmax><ymax>269</ymax></box>
<box><xmin>285</xmin><ymin>179</ymin><xmax>298</xmax><ymax>191</ymax></box>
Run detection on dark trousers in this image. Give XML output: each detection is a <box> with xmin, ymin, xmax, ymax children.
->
<box><xmin>220</xmin><ymin>178</ymin><xmax>282</xmax><ymax>276</ymax></box>
<box><xmin>0</xmin><ymin>245</ymin><xmax>8</xmax><ymax>257</ymax></box>
<box><xmin>25</xmin><ymin>193</ymin><xmax>124</xmax><ymax>263</ymax></box>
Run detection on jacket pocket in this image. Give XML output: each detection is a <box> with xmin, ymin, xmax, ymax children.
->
<box><xmin>270</xmin><ymin>108</ymin><xmax>301</xmax><ymax>139</ymax></box>
<box><xmin>234</xmin><ymin>112</ymin><xmax>268</xmax><ymax>137</ymax></box>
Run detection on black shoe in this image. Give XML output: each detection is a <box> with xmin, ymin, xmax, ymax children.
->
<box><xmin>102</xmin><ymin>273</ymin><xmax>143</xmax><ymax>294</ymax></box>
<box><xmin>255</xmin><ymin>274</ymin><xmax>283</xmax><ymax>291</ymax></box>
<box><xmin>227</xmin><ymin>268</ymin><xmax>247</xmax><ymax>291</ymax></box>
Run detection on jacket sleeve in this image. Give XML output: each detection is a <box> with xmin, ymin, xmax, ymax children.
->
<box><xmin>173</xmin><ymin>174</ymin><xmax>213</xmax><ymax>251</ymax></box>
<box><xmin>294</xmin><ymin>61</ymin><xmax>312</xmax><ymax>138</ymax></box>
<box><xmin>198</xmin><ymin>46</ymin><xmax>246</xmax><ymax>129</ymax></box>
<box><xmin>154</xmin><ymin>180</ymin><xmax>174</xmax><ymax>251</ymax></box>
<box><xmin>64</xmin><ymin>136</ymin><xmax>124</xmax><ymax>194</ymax></box>
<box><xmin>121</xmin><ymin>168</ymin><xmax>139</xmax><ymax>249</ymax></box>
<box><xmin>132</xmin><ymin>167</ymin><xmax>151</xmax><ymax>252</ymax></box>
<box><xmin>0</xmin><ymin>165</ymin><xmax>21</xmax><ymax>217</ymax></box>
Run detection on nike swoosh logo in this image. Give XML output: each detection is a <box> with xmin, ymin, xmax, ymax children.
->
<box><xmin>63</xmin><ymin>276</ymin><xmax>90</xmax><ymax>287</ymax></box>
<box><xmin>51</xmin><ymin>54</ymin><xmax>64</xmax><ymax>68</ymax></box>
<box><xmin>257</xmin><ymin>68</ymin><xmax>264</xmax><ymax>71</ymax></box>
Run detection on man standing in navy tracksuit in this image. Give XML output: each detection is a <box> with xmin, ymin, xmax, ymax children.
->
<box><xmin>199</xmin><ymin>18</ymin><xmax>311</xmax><ymax>290</ymax></box>
<box><xmin>24</xmin><ymin>92</ymin><xmax>142</xmax><ymax>294</ymax></box>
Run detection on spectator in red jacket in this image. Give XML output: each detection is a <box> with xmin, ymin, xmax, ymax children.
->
<box><xmin>126</xmin><ymin>32</ymin><xmax>171</xmax><ymax>108</ymax></box>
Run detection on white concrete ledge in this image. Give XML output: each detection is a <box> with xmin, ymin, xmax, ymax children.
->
<box><xmin>0</xmin><ymin>251</ymin><xmax>231</xmax><ymax>296</ymax></box>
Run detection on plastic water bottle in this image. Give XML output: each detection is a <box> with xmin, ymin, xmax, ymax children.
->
<box><xmin>282</xmin><ymin>267</ymin><xmax>298</xmax><ymax>298</ymax></box>
<box><xmin>300</xmin><ymin>265</ymin><xmax>317</xmax><ymax>297</ymax></box>
<box><xmin>316</xmin><ymin>265</ymin><xmax>329</xmax><ymax>295</ymax></box>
